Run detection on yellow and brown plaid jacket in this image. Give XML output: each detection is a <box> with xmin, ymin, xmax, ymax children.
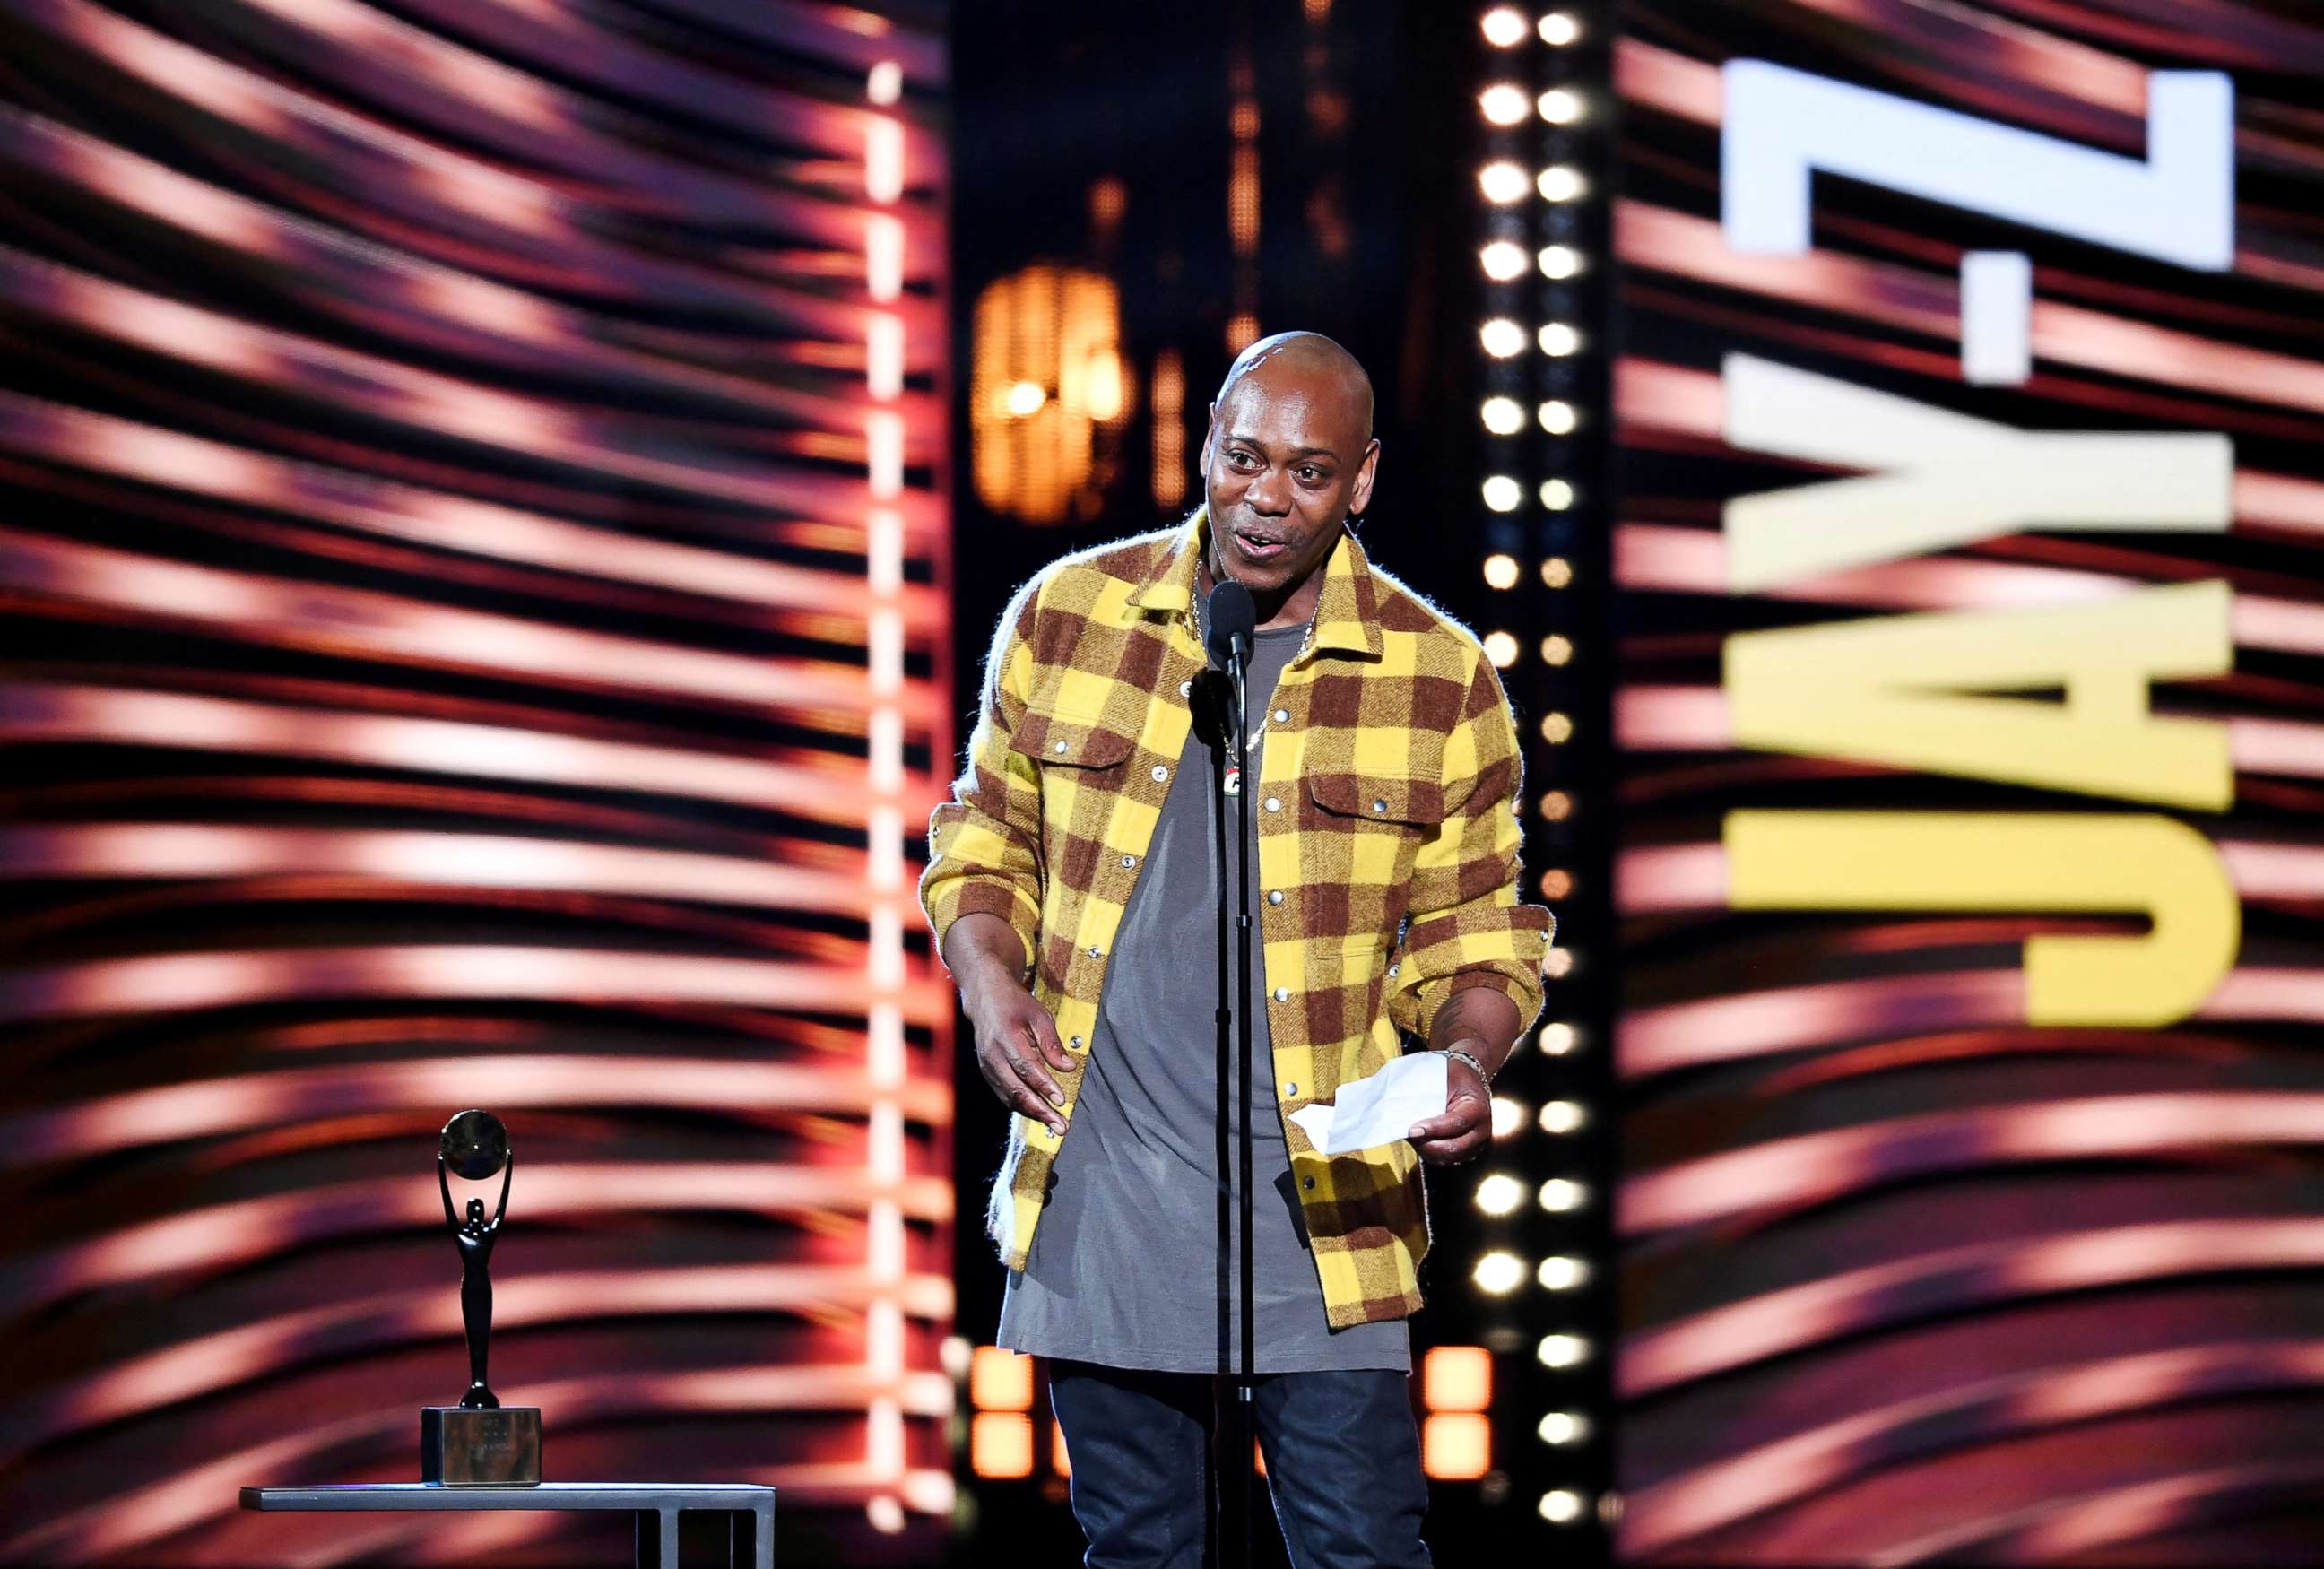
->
<box><xmin>921</xmin><ymin>511</ymin><xmax>1552</xmax><ymax>1327</ymax></box>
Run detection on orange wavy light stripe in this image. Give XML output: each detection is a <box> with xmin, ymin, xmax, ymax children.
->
<box><xmin>0</xmin><ymin>683</ymin><xmax>941</xmax><ymax>822</ymax></box>
<box><xmin>2</xmin><ymin>1265</ymin><xmax>957</xmax><ymax>1457</ymax></box>
<box><xmin>0</xmin><ymin>524</ymin><xmax>935</xmax><ymax>721</ymax></box>
<box><xmin>1623</xmin><ymin>1339</ymin><xmax>2324</xmax><ymax>1554</ymax></box>
<box><xmin>0</xmin><ymin>824</ymin><xmax>872</xmax><ymax>911</ymax></box>
<box><xmin>1625</xmin><ymin>1093</ymin><xmax>2324</xmax><ymax>1235</ymax></box>
<box><xmin>0</xmin><ymin>944</ymin><xmax>943</xmax><ymax>1027</ymax></box>
<box><xmin>0</xmin><ymin>379</ymin><xmax>948</xmax><ymax>602</ymax></box>
<box><xmin>1623</xmin><ymin>1218</ymin><xmax>2324</xmax><ymax>1396</ymax></box>
<box><xmin>4</xmin><ymin>1163</ymin><xmax>955</xmax><ymax>1311</ymax></box>
<box><xmin>4</xmin><ymin>1368</ymin><xmax>958</xmax><ymax>1565</ymax></box>
<box><xmin>4</xmin><ymin>1054</ymin><xmax>951</xmax><ymax>1166</ymax></box>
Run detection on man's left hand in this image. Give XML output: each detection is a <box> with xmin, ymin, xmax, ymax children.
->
<box><xmin>1406</xmin><ymin>1050</ymin><xmax>1490</xmax><ymax>1166</ymax></box>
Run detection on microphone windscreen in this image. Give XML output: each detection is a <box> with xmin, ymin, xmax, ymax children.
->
<box><xmin>1204</xmin><ymin>580</ymin><xmax>1256</xmax><ymax>668</ymax></box>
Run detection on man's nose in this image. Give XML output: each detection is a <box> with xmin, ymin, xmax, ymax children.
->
<box><xmin>1244</xmin><ymin>465</ymin><xmax>1292</xmax><ymax>515</ymax></box>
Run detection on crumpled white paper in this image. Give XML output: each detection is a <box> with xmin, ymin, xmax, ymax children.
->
<box><xmin>1286</xmin><ymin>1052</ymin><xmax>1448</xmax><ymax>1156</ymax></box>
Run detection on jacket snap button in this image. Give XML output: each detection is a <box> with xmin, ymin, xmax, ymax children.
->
<box><xmin>1179</xmin><ymin>680</ymin><xmax>1192</xmax><ymax>696</ymax></box>
<box><xmin>1054</xmin><ymin>740</ymin><xmax>1069</xmax><ymax>754</ymax></box>
<box><xmin>1272</xmin><ymin>986</ymin><xmax>1290</xmax><ymax>1002</ymax></box>
<box><xmin>1087</xmin><ymin>945</ymin><xmax>1101</xmax><ymax>958</ymax></box>
<box><xmin>1268</xmin><ymin>889</ymin><xmax>1284</xmax><ymax>905</ymax></box>
<box><xmin>1274</xmin><ymin>708</ymin><xmax>1289</xmax><ymax>724</ymax></box>
<box><xmin>1302</xmin><ymin>1175</ymin><xmax>1315</xmax><ymax>1190</ymax></box>
<box><xmin>1263</xmin><ymin>796</ymin><xmax>1281</xmax><ymax>812</ymax></box>
<box><xmin>1151</xmin><ymin>764</ymin><xmax>1168</xmax><ymax>782</ymax></box>
<box><xmin>1373</xmin><ymin>799</ymin><xmax>1387</xmax><ymax>813</ymax></box>
<box><xmin>1071</xmin><ymin>1036</ymin><xmax>1083</xmax><ymax>1048</ymax></box>
<box><xmin>1121</xmin><ymin>854</ymin><xmax>1137</xmax><ymax>868</ymax></box>
<box><xmin>1283</xmin><ymin>1081</ymin><xmax>1299</xmax><ymax>1097</ymax></box>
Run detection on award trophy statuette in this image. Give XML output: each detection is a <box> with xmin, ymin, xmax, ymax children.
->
<box><xmin>421</xmin><ymin>1110</ymin><xmax>542</xmax><ymax>1486</ymax></box>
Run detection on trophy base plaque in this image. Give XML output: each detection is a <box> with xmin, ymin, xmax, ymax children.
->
<box><xmin>421</xmin><ymin>1406</ymin><xmax>541</xmax><ymax>1486</ymax></box>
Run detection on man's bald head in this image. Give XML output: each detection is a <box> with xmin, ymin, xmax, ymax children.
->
<box><xmin>1198</xmin><ymin>329</ymin><xmax>1383</xmax><ymax>623</ymax></box>
<box><xmin>1213</xmin><ymin>331</ymin><xmax>1374</xmax><ymax>443</ymax></box>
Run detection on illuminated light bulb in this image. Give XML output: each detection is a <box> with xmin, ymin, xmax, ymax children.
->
<box><xmin>1479</xmin><ymin>84</ymin><xmax>1530</xmax><ymax>126</ymax></box>
<box><xmin>1473</xmin><ymin>1251</ymin><xmax>1526</xmax><ymax>1294</ymax></box>
<box><xmin>1479</xmin><ymin>160</ymin><xmax>1529</xmax><ymax>204</ymax></box>
<box><xmin>1541</xmin><ymin>555</ymin><xmax>1573</xmax><ymax>587</ymax></box>
<box><xmin>1538</xmin><ymin>245</ymin><xmax>1581</xmax><ymax>279</ymax></box>
<box><xmin>867</xmin><ymin>1496</ymin><xmax>906</xmax><ymax>1534</ymax></box>
<box><xmin>1536</xmin><ymin>1333</ymin><xmax>1590</xmax><ymax>1368</ymax></box>
<box><xmin>1539</xmin><ymin>1410</ymin><xmax>1590</xmax><ymax>1445</ymax></box>
<box><xmin>1540</xmin><ymin>634</ymin><xmax>1573</xmax><ymax>665</ymax></box>
<box><xmin>1537</xmin><ymin>88</ymin><xmax>1583</xmax><ymax>124</ymax></box>
<box><xmin>1539</xmin><ymin>1177</ymin><xmax>1588</xmax><ymax>1212</ymax></box>
<box><xmin>1483</xmin><ymin>553</ymin><xmax>1520</xmax><ymax>590</ymax></box>
<box><xmin>1538</xmin><ymin>165</ymin><xmax>1584</xmax><ymax>202</ymax></box>
<box><xmin>1004</xmin><ymin>380</ymin><xmax>1046</xmax><ymax>417</ymax></box>
<box><xmin>1475</xmin><ymin>1173</ymin><xmax>1525</xmax><ymax>1215</ymax></box>
<box><xmin>1480</xmin><ymin>6</ymin><xmax>1528</xmax><ymax>46</ymax></box>
<box><xmin>1539</xmin><ymin>1022</ymin><xmax>1578</xmax><ymax>1054</ymax></box>
<box><xmin>1540</xmin><ymin>321</ymin><xmax>1581</xmax><ymax>355</ymax></box>
<box><xmin>1540</xmin><ymin>868</ymin><xmax>1572</xmax><ymax>898</ymax></box>
<box><xmin>1480</xmin><ymin>241</ymin><xmax>1529</xmax><ymax>281</ymax></box>
<box><xmin>1538</xmin><ymin>1255</ymin><xmax>1589</xmax><ymax>1291</ymax></box>
<box><xmin>1544</xmin><ymin>948</ymin><xmax>1574</xmax><ymax>978</ymax></box>
<box><xmin>1489</xmin><ymin>1097</ymin><xmax>1526</xmax><ymax>1137</ymax></box>
<box><xmin>1538</xmin><ymin>399</ymin><xmax>1577</xmax><ymax>434</ymax></box>
<box><xmin>1479</xmin><ymin>317</ymin><xmax>1526</xmax><ymax>357</ymax></box>
<box><xmin>1539</xmin><ymin>1489</ymin><xmax>1586</xmax><ymax>1524</ymax></box>
<box><xmin>1538</xmin><ymin>1098</ymin><xmax>1584</xmax><ymax>1133</ymax></box>
<box><xmin>1540</xmin><ymin>478</ymin><xmax>1574</xmax><ymax>510</ymax></box>
<box><xmin>1539</xmin><ymin>13</ymin><xmax>1580</xmax><ymax>46</ymax></box>
<box><xmin>1483</xmin><ymin>631</ymin><xmax>1520</xmax><ymax>669</ymax></box>
<box><xmin>1539</xmin><ymin>712</ymin><xmax>1573</xmax><ymax>744</ymax></box>
<box><xmin>1482</xmin><ymin>475</ymin><xmax>1522</xmax><ymax>512</ymax></box>
<box><xmin>1482</xmin><ymin>396</ymin><xmax>1525</xmax><ymax>435</ymax></box>
<box><xmin>1537</xmin><ymin>790</ymin><xmax>1572</xmax><ymax>820</ymax></box>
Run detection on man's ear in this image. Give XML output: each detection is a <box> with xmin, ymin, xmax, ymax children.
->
<box><xmin>1349</xmin><ymin>438</ymin><xmax>1382</xmax><ymax>515</ymax></box>
<box><xmin>1198</xmin><ymin>401</ymin><xmax>1219</xmax><ymax>475</ymax></box>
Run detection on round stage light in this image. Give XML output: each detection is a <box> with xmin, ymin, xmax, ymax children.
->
<box><xmin>1479</xmin><ymin>160</ymin><xmax>1529</xmax><ymax>204</ymax></box>
<box><xmin>1480</xmin><ymin>241</ymin><xmax>1529</xmax><ymax>281</ymax></box>
<box><xmin>1475</xmin><ymin>1173</ymin><xmax>1525</xmax><ymax>1215</ymax></box>
<box><xmin>1480</xmin><ymin>84</ymin><xmax>1530</xmax><ymax>126</ymax></box>
<box><xmin>1479</xmin><ymin>317</ymin><xmax>1526</xmax><ymax>357</ymax></box>
<box><xmin>1537</xmin><ymin>88</ymin><xmax>1583</xmax><ymax>124</ymax></box>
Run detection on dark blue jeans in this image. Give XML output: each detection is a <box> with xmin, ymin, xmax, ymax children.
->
<box><xmin>1047</xmin><ymin>1361</ymin><xmax>1432</xmax><ymax>1569</ymax></box>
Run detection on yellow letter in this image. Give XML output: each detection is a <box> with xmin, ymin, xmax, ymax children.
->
<box><xmin>1722</xmin><ymin>354</ymin><xmax>2230</xmax><ymax>590</ymax></box>
<box><xmin>1726</xmin><ymin>811</ymin><xmax>2238</xmax><ymax>1027</ymax></box>
<box><xmin>1725</xmin><ymin>579</ymin><xmax>2232</xmax><ymax>810</ymax></box>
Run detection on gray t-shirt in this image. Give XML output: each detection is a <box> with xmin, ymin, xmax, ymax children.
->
<box><xmin>997</xmin><ymin>621</ymin><xmax>1411</xmax><ymax>1374</ymax></box>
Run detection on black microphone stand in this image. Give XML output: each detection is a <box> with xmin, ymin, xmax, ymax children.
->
<box><xmin>1203</xmin><ymin>591</ymin><xmax>1258</xmax><ymax>1569</ymax></box>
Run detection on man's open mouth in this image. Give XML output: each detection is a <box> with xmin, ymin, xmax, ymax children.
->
<box><xmin>1230</xmin><ymin>525</ymin><xmax>1290</xmax><ymax>562</ymax></box>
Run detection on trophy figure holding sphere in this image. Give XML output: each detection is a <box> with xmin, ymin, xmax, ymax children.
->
<box><xmin>421</xmin><ymin>1110</ymin><xmax>542</xmax><ymax>1485</ymax></box>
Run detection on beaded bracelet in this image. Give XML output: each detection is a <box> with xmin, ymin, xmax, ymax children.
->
<box><xmin>1439</xmin><ymin>1045</ymin><xmax>1491</xmax><ymax>1084</ymax></box>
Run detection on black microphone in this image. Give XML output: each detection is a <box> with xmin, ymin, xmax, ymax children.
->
<box><xmin>1204</xmin><ymin>579</ymin><xmax>1256</xmax><ymax>671</ymax></box>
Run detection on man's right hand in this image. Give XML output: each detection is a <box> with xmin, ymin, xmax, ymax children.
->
<box><xmin>944</xmin><ymin>912</ymin><xmax>1075</xmax><ymax>1135</ymax></box>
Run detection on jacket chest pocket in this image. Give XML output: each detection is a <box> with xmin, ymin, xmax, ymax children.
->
<box><xmin>1016</xmin><ymin>706</ymin><xmax>1135</xmax><ymax>776</ymax></box>
<box><xmin>1305</xmin><ymin>769</ymin><xmax>1443</xmax><ymax>924</ymax></box>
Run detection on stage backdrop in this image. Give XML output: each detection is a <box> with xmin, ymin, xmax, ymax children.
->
<box><xmin>0</xmin><ymin>4</ymin><xmax>953</xmax><ymax>1565</ymax></box>
<box><xmin>1613</xmin><ymin>1</ymin><xmax>2324</xmax><ymax>1562</ymax></box>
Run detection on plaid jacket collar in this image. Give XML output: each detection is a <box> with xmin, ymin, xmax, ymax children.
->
<box><xmin>1122</xmin><ymin>507</ymin><xmax>1384</xmax><ymax>661</ymax></box>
